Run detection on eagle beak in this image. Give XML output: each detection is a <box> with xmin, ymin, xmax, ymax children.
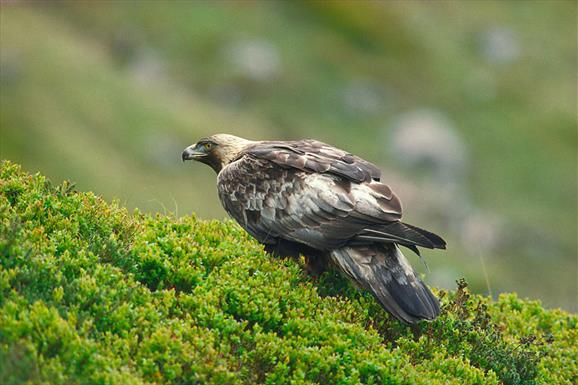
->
<box><xmin>181</xmin><ymin>145</ymin><xmax>206</xmax><ymax>162</ymax></box>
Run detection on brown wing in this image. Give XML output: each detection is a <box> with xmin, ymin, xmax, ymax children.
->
<box><xmin>243</xmin><ymin>139</ymin><xmax>382</xmax><ymax>183</ymax></box>
<box><xmin>219</xmin><ymin>140</ymin><xmax>445</xmax><ymax>252</ymax></box>
<box><xmin>217</xmin><ymin>154</ymin><xmax>402</xmax><ymax>251</ymax></box>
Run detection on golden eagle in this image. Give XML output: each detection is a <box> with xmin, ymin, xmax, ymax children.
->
<box><xmin>182</xmin><ymin>134</ymin><xmax>446</xmax><ymax>324</ymax></box>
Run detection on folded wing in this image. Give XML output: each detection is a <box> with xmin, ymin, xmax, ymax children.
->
<box><xmin>244</xmin><ymin>139</ymin><xmax>382</xmax><ymax>183</ymax></box>
<box><xmin>218</xmin><ymin>151</ymin><xmax>445</xmax><ymax>252</ymax></box>
<box><xmin>218</xmin><ymin>155</ymin><xmax>393</xmax><ymax>250</ymax></box>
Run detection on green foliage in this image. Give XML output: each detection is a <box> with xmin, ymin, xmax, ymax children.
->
<box><xmin>1</xmin><ymin>161</ymin><xmax>576</xmax><ymax>385</ymax></box>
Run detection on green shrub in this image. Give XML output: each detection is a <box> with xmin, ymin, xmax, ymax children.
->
<box><xmin>1</xmin><ymin>160</ymin><xmax>576</xmax><ymax>385</ymax></box>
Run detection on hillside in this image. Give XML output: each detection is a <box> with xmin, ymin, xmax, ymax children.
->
<box><xmin>1</xmin><ymin>2</ymin><xmax>576</xmax><ymax>312</ymax></box>
<box><xmin>1</xmin><ymin>161</ymin><xmax>576</xmax><ymax>385</ymax></box>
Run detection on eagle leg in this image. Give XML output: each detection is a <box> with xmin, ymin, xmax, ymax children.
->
<box><xmin>264</xmin><ymin>241</ymin><xmax>300</xmax><ymax>259</ymax></box>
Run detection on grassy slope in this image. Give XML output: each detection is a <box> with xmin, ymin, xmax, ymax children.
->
<box><xmin>1</xmin><ymin>162</ymin><xmax>577</xmax><ymax>385</ymax></box>
<box><xmin>0</xmin><ymin>3</ymin><xmax>576</xmax><ymax>310</ymax></box>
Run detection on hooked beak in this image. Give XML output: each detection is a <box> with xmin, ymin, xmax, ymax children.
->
<box><xmin>181</xmin><ymin>145</ymin><xmax>206</xmax><ymax>162</ymax></box>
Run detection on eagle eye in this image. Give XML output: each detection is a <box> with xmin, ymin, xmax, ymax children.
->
<box><xmin>203</xmin><ymin>142</ymin><xmax>212</xmax><ymax>151</ymax></box>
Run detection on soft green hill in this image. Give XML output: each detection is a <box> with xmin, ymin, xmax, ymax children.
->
<box><xmin>1</xmin><ymin>2</ymin><xmax>576</xmax><ymax>312</ymax></box>
<box><xmin>1</xmin><ymin>161</ymin><xmax>576</xmax><ymax>385</ymax></box>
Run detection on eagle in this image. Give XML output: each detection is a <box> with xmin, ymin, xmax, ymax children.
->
<box><xmin>182</xmin><ymin>134</ymin><xmax>446</xmax><ymax>324</ymax></box>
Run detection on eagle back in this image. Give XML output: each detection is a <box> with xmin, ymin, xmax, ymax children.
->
<box><xmin>240</xmin><ymin>140</ymin><xmax>381</xmax><ymax>183</ymax></box>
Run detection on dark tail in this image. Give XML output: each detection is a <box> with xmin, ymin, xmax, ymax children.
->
<box><xmin>354</xmin><ymin>221</ymin><xmax>447</xmax><ymax>253</ymax></box>
<box><xmin>329</xmin><ymin>243</ymin><xmax>440</xmax><ymax>324</ymax></box>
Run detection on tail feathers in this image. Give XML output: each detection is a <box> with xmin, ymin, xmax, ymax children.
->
<box><xmin>355</xmin><ymin>221</ymin><xmax>446</xmax><ymax>251</ymax></box>
<box><xmin>330</xmin><ymin>244</ymin><xmax>440</xmax><ymax>324</ymax></box>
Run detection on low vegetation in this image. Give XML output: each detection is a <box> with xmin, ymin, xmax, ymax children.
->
<box><xmin>1</xmin><ymin>161</ymin><xmax>576</xmax><ymax>385</ymax></box>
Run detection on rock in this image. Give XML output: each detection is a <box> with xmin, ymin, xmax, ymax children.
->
<box><xmin>128</xmin><ymin>47</ymin><xmax>167</xmax><ymax>85</ymax></box>
<box><xmin>478</xmin><ymin>26</ymin><xmax>521</xmax><ymax>65</ymax></box>
<box><xmin>388</xmin><ymin>109</ymin><xmax>468</xmax><ymax>182</ymax></box>
<box><xmin>340</xmin><ymin>79</ymin><xmax>391</xmax><ymax>117</ymax></box>
<box><xmin>225</xmin><ymin>38</ymin><xmax>281</xmax><ymax>82</ymax></box>
<box><xmin>110</xmin><ymin>30</ymin><xmax>167</xmax><ymax>85</ymax></box>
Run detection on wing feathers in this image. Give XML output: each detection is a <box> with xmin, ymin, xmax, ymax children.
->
<box><xmin>356</xmin><ymin>222</ymin><xmax>446</xmax><ymax>250</ymax></box>
<box><xmin>245</xmin><ymin>140</ymin><xmax>381</xmax><ymax>182</ymax></box>
<box><xmin>402</xmin><ymin>222</ymin><xmax>447</xmax><ymax>249</ymax></box>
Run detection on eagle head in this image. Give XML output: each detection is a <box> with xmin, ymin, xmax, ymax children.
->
<box><xmin>182</xmin><ymin>134</ymin><xmax>253</xmax><ymax>173</ymax></box>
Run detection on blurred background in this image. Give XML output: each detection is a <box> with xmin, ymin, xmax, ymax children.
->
<box><xmin>1</xmin><ymin>1</ymin><xmax>576</xmax><ymax>311</ymax></box>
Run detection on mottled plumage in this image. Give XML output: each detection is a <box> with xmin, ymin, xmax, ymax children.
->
<box><xmin>183</xmin><ymin>134</ymin><xmax>446</xmax><ymax>324</ymax></box>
